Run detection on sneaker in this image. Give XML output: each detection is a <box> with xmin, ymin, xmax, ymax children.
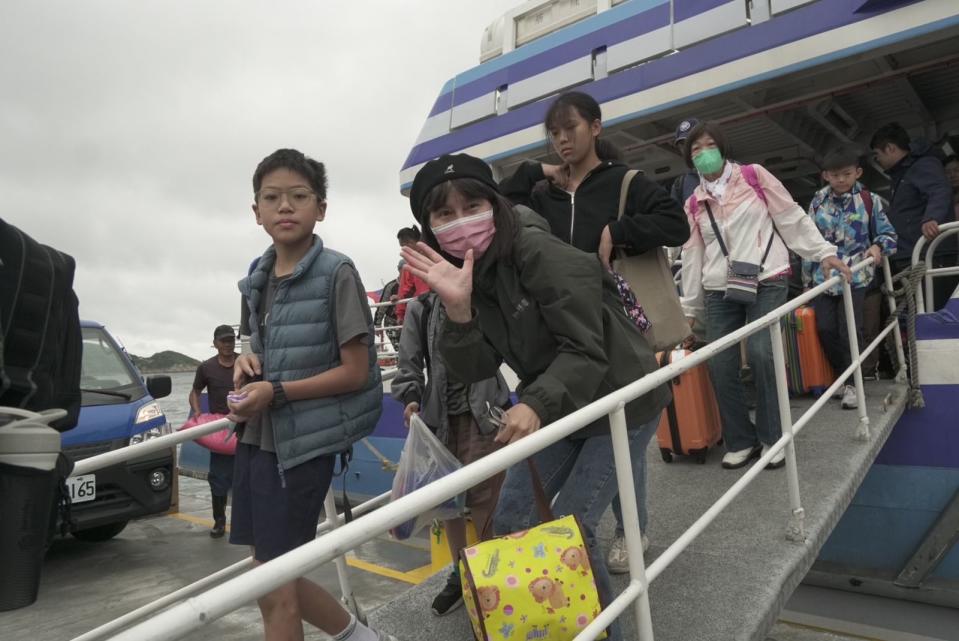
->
<box><xmin>431</xmin><ymin>571</ymin><xmax>463</xmax><ymax>616</ymax></box>
<box><xmin>762</xmin><ymin>444</ymin><xmax>786</xmax><ymax>469</ymax></box>
<box><xmin>841</xmin><ymin>385</ymin><xmax>859</xmax><ymax>410</ymax></box>
<box><xmin>607</xmin><ymin>533</ymin><xmax>650</xmax><ymax>574</ymax></box>
<box><xmin>721</xmin><ymin>445</ymin><xmax>761</xmax><ymax>469</ymax></box>
<box><xmin>209</xmin><ymin>519</ymin><xmax>225</xmax><ymax>539</ymax></box>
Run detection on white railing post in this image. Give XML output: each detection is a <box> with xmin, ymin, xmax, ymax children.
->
<box><xmin>768</xmin><ymin>325</ymin><xmax>805</xmax><ymax>543</ymax></box>
<box><xmin>608</xmin><ymin>405</ymin><xmax>655</xmax><ymax>641</ymax></box>
<box><xmin>841</xmin><ymin>277</ymin><xmax>870</xmax><ymax>441</ymax></box>
<box><xmin>881</xmin><ymin>256</ymin><xmax>908</xmax><ymax>383</ymax></box>
<box><xmin>322</xmin><ymin>491</ymin><xmax>364</xmax><ymax>623</ymax></box>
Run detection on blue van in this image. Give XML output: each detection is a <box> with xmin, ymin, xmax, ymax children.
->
<box><xmin>60</xmin><ymin>321</ymin><xmax>175</xmax><ymax>541</ymax></box>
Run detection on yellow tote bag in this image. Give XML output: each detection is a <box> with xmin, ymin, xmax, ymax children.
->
<box><xmin>459</xmin><ymin>461</ymin><xmax>607</xmax><ymax>641</ymax></box>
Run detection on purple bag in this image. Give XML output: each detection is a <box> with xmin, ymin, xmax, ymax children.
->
<box><xmin>610</xmin><ymin>269</ymin><xmax>652</xmax><ymax>334</ymax></box>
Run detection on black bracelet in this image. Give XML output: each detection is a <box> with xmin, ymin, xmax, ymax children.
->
<box><xmin>270</xmin><ymin>381</ymin><xmax>288</xmax><ymax>409</ymax></box>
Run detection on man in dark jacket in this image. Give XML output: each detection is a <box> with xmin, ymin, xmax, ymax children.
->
<box><xmin>871</xmin><ymin>123</ymin><xmax>957</xmax><ymax>309</ymax></box>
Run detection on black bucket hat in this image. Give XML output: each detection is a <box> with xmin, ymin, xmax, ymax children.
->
<box><xmin>408</xmin><ymin>154</ymin><xmax>500</xmax><ymax>223</ymax></box>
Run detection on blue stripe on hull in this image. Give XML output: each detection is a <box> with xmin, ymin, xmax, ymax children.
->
<box><xmin>876</xmin><ymin>386</ymin><xmax>959</xmax><ymax>468</ymax></box>
<box><xmin>819</xmin><ymin>464</ymin><xmax>959</xmax><ymax>579</ymax></box>
<box><xmin>403</xmin><ymin>0</ymin><xmax>958</xmax><ymax>170</ymax></box>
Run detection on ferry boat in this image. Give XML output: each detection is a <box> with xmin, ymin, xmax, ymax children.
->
<box><xmin>396</xmin><ymin>0</ymin><xmax>959</xmax><ymax>618</ymax></box>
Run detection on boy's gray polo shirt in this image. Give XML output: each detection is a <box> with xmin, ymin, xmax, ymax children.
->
<box><xmin>239</xmin><ymin>265</ymin><xmax>370</xmax><ymax>453</ymax></box>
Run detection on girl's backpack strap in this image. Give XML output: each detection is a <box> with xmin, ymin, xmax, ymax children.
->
<box><xmin>686</xmin><ymin>194</ymin><xmax>699</xmax><ymax>218</ymax></box>
<box><xmin>740</xmin><ymin>164</ymin><xmax>768</xmax><ymax>206</ymax></box>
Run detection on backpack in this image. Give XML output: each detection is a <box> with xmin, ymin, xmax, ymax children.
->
<box><xmin>0</xmin><ymin>219</ymin><xmax>82</xmax><ymax>431</ymax></box>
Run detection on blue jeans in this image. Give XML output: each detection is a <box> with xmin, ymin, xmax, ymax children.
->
<box><xmin>705</xmin><ymin>281</ymin><xmax>788</xmax><ymax>452</ymax></box>
<box><xmin>493</xmin><ymin>417</ymin><xmax>658</xmax><ymax>641</ymax></box>
<box><xmin>610</xmin><ymin>418</ymin><xmax>659</xmax><ymax>536</ymax></box>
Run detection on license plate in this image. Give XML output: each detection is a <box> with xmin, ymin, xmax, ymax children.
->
<box><xmin>66</xmin><ymin>474</ymin><xmax>96</xmax><ymax>504</ymax></box>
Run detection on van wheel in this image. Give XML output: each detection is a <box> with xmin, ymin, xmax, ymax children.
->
<box><xmin>72</xmin><ymin>521</ymin><xmax>128</xmax><ymax>542</ymax></box>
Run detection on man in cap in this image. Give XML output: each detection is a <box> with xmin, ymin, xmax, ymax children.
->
<box><xmin>188</xmin><ymin>324</ymin><xmax>238</xmax><ymax>538</ymax></box>
<box><xmin>669</xmin><ymin>117</ymin><xmax>702</xmax><ymax>207</ymax></box>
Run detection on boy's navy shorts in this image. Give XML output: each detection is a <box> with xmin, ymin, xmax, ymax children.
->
<box><xmin>229</xmin><ymin>442</ymin><xmax>335</xmax><ymax>562</ymax></box>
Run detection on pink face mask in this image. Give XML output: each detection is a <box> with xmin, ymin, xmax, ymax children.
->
<box><xmin>431</xmin><ymin>210</ymin><xmax>496</xmax><ymax>260</ymax></box>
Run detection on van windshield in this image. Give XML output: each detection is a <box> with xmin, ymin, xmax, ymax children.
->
<box><xmin>81</xmin><ymin>327</ymin><xmax>140</xmax><ymax>398</ymax></box>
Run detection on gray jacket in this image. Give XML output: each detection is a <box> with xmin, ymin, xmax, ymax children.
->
<box><xmin>390</xmin><ymin>293</ymin><xmax>510</xmax><ymax>442</ymax></box>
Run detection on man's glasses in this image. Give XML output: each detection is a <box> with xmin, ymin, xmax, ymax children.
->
<box><xmin>487</xmin><ymin>402</ymin><xmax>507</xmax><ymax>430</ymax></box>
<box><xmin>255</xmin><ymin>188</ymin><xmax>317</xmax><ymax>210</ymax></box>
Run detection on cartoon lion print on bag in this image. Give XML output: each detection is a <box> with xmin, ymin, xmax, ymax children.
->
<box><xmin>528</xmin><ymin>577</ymin><xmax>570</xmax><ymax>613</ymax></box>
<box><xmin>559</xmin><ymin>545</ymin><xmax>590</xmax><ymax>575</ymax></box>
<box><xmin>477</xmin><ymin>586</ymin><xmax>501</xmax><ymax>615</ymax></box>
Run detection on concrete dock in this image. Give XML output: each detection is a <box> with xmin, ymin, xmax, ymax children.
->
<box><xmin>5</xmin><ymin>380</ymin><xmax>951</xmax><ymax>640</ymax></box>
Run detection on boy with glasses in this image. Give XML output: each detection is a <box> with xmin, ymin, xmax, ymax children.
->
<box><xmin>228</xmin><ymin>149</ymin><xmax>400</xmax><ymax>641</ymax></box>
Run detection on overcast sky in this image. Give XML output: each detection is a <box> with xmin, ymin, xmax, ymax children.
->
<box><xmin>2</xmin><ymin>0</ymin><xmax>519</xmax><ymax>360</ymax></box>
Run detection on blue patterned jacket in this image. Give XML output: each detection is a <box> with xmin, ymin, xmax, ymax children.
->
<box><xmin>802</xmin><ymin>183</ymin><xmax>897</xmax><ymax>294</ymax></box>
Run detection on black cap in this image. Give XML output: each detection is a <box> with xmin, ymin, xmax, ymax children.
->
<box><xmin>408</xmin><ymin>154</ymin><xmax>500</xmax><ymax>223</ymax></box>
<box><xmin>674</xmin><ymin>118</ymin><xmax>700</xmax><ymax>144</ymax></box>
<box><xmin>213</xmin><ymin>325</ymin><xmax>235</xmax><ymax>341</ymax></box>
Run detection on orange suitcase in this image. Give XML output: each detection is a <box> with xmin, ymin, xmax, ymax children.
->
<box><xmin>656</xmin><ymin>349</ymin><xmax>723</xmax><ymax>464</ymax></box>
<box><xmin>787</xmin><ymin>306</ymin><xmax>835</xmax><ymax>395</ymax></box>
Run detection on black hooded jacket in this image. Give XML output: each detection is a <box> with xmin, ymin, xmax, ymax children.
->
<box><xmin>500</xmin><ymin>161</ymin><xmax>690</xmax><ymax>255</ymax></box>
<box><xmin>887</xmin><ymin>142</ymin><xmax>955</xmax><ymax>262</ymax></box>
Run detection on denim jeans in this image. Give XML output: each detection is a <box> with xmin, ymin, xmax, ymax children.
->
<box><xmin>610</xmin><ymin>417</ymin><xmax>659</xmax><ymax>536</ymax></box>
<box><xmin>705</xmin><ymin>281</ymin><xmax>788</xmax><ymax>452</ymax></box>
<box><xmin>492</xmin><ymin>417</ymin><xmax>659</xmax><ymax>641</ymax></box>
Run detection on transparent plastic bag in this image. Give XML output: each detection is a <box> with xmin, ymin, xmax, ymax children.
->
<box><xmin>389</xmin><ymin>414</ymin><xmax>464</xmax><ymax>540</ymax></box>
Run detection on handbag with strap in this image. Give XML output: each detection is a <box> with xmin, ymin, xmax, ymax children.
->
<box><xmin>459</xmin><ymin>460</ymin><xmax>607</xmax><ymax>641</ymax></box>
<box><xmin>703</xmin><ymin>200</ymin><xmax>777</xmax><ymax>305</ymax></box>
<box><xmin>611</xmin><ymin>170</ymin><xmax>691</xmax><ymax>351</ymax></box>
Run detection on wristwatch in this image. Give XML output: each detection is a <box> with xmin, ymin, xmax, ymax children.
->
<box><xmin>270</xmin><ymin>381</ymin><xmax>288</xmax><ymax>409</ymax></box>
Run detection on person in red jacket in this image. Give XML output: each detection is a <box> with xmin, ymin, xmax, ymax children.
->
<box><xmin>394</xmin><ymin>225</ymin><xmax>430</xmax><ymax>323</ymax></box>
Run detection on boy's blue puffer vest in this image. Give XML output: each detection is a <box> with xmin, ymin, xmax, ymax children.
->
<box><xmin>238</xmin><ymin>236</ymin><xmax>382</xmax><ymax>470</ymax></box>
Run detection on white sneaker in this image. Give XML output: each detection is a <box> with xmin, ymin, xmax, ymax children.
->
<box><xmin>841</xmin><ymin>385</ymin><xmax>859</xmax><ymax>410</ymax></box>
<box><xmin>762</xmin><ymin>444</ymin><xmax>786</xmax><ymax>469</ymax></box>
<box><xmin>606</xmin><ymin>533</ymin><xmax>650</xmax><ymax>575</ymax></box>
<box><xmin>721</xmin><ymin>445</ymin><xmax>761</xmax><ymax>469</ymax></box>
<box><xmin>833</xmin><ymin>385</ymin><xmax>845</xmax><ymax>399</ymax></box>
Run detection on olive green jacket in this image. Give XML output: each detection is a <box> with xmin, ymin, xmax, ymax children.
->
<box><xmin>438</xmin><ymin>207</ymin><xmax>670</xmax><ymax>438</ymax></box>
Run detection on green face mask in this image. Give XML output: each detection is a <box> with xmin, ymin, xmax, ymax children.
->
<box><xmin>692</xmin><ymin>148</ymin><xmax>725</xmax><ymax>175</ymax></box>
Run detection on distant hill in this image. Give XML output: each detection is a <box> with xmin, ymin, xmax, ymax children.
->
<box><xmin>129</xmin><ymin>350</ymin><xmax>201</xmax><ymax>373</ymax></box>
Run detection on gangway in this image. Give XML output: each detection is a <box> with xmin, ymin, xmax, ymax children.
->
<box><xmin>370</xmin><ymin>381</ymin><xmax>906</xmax><ymax>641</ymax></box>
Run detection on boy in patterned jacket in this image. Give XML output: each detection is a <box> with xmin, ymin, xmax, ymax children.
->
<box><xmin>803</xmin><ymin>147</ymin><xmax>897</xmax><ymax>409</ymax></box>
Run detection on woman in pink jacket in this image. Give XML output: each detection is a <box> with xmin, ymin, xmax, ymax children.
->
<box><xmin>679</xmin><ymin>122</ymin><xmax>851</xmax><ymax>469</ymax></box>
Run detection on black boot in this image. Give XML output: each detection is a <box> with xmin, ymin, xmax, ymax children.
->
<box><xmin>210</xmin><ymin>494</ymin><xmax>227</xmax><ymax>539</ymax></box>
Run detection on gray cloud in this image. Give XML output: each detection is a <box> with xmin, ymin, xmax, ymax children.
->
<box><xmin>2</xmin><ymin>0</ymin><xmax>517</xmax><ymax>359</ymax></box>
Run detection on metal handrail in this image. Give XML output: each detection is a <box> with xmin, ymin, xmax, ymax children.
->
<box><xmin>85</xmin><ymin>258</ymin><xmax>905</xmax><ymax>641</ymax></box>
<box><xmin>71</xmin><ymin>491</ymin><xmax>391</xmax><ymax>641</ymax></box>
<box><xmin>909</xmin><ymin>221</ymin><xmax>959</xmax><ymax>312</ymax></box>
<box><xmin>70</xmin><ymin>369</ymin><xmax>398</xmax><ymax>477</ymax></box>
<box><xmin>370</xmin><ymin>297</ymin><xmax>414</xmax><ymax>309</ymax></box>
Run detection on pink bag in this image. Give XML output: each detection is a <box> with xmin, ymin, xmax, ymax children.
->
<box><xmin>178</xmin><ymin>413</ymin><xmax>237</xmax><ymax>455</ymax></box>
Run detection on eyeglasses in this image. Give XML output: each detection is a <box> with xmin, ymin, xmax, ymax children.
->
<box><xmin>486</xmin><ymin>402</ymin><xmax>507</xmax><ymax>430</ymax></box>
<box><xmin>255</xmin><ymin>188</ymin><xmax>317</xmax><ymax>209</ymax></box>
